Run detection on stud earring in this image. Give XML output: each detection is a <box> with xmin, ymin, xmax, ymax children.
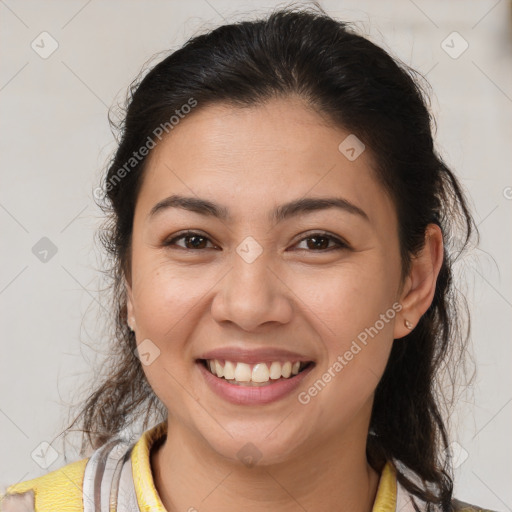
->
<box><xmin>404</xmin><ymin>319</ymin><xmax>413</xmax><ymax>330</ymax></box>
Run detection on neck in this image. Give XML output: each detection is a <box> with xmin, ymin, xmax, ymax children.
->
<box><xmin>151</xmin><ymin>418</ymin><xmax>381</xmax><ymax>512</ymax></box>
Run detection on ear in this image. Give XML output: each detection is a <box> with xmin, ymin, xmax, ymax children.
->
<box><xmin>125</xmin><ymin>275</ymin><xmax>136</xmax><ymax>331</ymax></box>
<box><xmin>394</xmin><ymin>224</ymin><xmax>444</xmax><ymax>339</ymax></box>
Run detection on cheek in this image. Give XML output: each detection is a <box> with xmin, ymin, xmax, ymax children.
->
<box><xmin>295</xmin><ymin>252</ymin><xmax>400</xmax><ymax>341</ymax></box>
<box><xmin>132</xmin><ymin>265</ymin><xmax>216</xmax><ymax>408</ymax></box>
<box><xmin>129</xmin><ymin>260</ymin><xmax>218</xmax><ymax>392</ymax></box>
<box><xmin>291</xmin><ymin>257</ymin><xmax>399</xmax><ymax>414</ymax></box>
<box><xmin>132</xmin><ymin>257</ymin><xmax>216</xmax><ymax>340</ymax></box>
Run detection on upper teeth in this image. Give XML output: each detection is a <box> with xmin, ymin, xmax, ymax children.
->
<box><xmin>206</xmin><ymin>360</ymin><xmax>306</xmax><ymax>383</ymax></box>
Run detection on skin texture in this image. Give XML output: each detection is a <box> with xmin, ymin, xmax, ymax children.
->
<box><xmin>125</xmin><ymin>97</ymin><xmax>444</xmax><ymax>512</ymax></box>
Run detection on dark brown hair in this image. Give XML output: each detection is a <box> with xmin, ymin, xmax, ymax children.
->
<box><xmin>65</xmin><ymin>6</ymin><xmax>477</xmax><ymax>511</ymax></box>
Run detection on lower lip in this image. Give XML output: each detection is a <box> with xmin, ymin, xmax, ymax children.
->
<box><xmin>196</xmin><ymin>361</ymin><xmax>315</xmax><ymax>405</ymax></box>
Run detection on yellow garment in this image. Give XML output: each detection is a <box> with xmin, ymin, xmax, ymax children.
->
<box><xmin>1</xmin><ymin>421</ymin><xmax>398</xmax><ymax>511</ymax></box>
<box><xmin>2</xmin><ymin>458</ymin><xmax>87</xmax><ymax>511</ymax></box>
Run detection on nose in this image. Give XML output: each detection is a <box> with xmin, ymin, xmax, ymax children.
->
<box><xmin>211</xmin><ymin>254</ymin><xmax>293</xmax><ymax>332</ymax></box>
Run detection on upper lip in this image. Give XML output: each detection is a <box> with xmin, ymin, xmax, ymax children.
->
<box><xmin>197</xmin><ymin>347</ymin><xmax>315</xmax><ymax>365</ymax></box>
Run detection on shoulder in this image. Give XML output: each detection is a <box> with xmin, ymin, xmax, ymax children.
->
<box><xmin>0</xmin><ymin>422</ymin><xmax>167</xmax><ymax>512</ymax></box>
<box><xmin>451</xmin><ymin>497</ymin><xmax>499</xmax><ymax>512</ymax></box>
<box><xmin>393</xmin><ymin>464</ymin><xmax>498</xmax><ymax>512</ymax></box>
<box><xmin>1</xmin><ymin>457</ymin><xmax>88</xmax><ymax>512</ymax></box>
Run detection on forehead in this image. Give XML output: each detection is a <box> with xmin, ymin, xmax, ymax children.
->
<box><xmin>135</xmin><ymin>97</ymin><xmax>396</xmax><ymax>229</ymax></box>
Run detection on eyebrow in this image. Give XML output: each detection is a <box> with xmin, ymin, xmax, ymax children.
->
<box><xmin>148</xmin><ymin>194</ymin><xmax>369</xmax><ymax>223</ymax></box>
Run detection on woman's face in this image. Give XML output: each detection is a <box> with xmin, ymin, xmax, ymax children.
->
<box><xmin>126</xmin><ymin>97</ymin><xmax>406</xmax><ymax>464</ymax></box>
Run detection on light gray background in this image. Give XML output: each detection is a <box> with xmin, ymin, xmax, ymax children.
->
<box><xmin>1</xmin><ymin>0</ymin><xmax>511</xmax><ymax>509</ymax></box>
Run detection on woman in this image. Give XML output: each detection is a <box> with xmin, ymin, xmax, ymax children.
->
<box><xmin>1</xmin><ymin>6</ymin><xmax>495</xmax><ymax>512</ymax></box>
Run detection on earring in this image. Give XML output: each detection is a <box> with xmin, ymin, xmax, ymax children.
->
<box><xmin>404</xmin><ymin>319</ymin><xmax>413</xmax><ymax>330</ymax></box>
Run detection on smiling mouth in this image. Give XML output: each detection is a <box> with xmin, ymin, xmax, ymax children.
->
<box><xmin>198</xmin><ymin>359</ymin><xmax>315</xmax><ymax>387</ymax></box>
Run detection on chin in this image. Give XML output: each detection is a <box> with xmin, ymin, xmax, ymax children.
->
<box><xmin>198</xmin><ymin>421</ymin><xmax>313</xmax><ymax>468</ymax></box>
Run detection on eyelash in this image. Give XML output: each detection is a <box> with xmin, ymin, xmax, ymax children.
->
<box><xmin>163</xmin><ymin>230</ymin><xmax>350</xmax><ymax>252</ymax></box>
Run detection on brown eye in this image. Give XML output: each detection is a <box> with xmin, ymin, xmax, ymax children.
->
<box><xmin>306</xmin><ymin>236</ymin><xmax>330</xmax><ymax>250</ymax></box>
<box><xmin>294</xmin><ymin>233</ymin><xmax>348</xmax><ymax>252</ymax></box>
<box><xmin>183</xmin><ymin>235</ymin><xmax>208</xmax><ymax>249</ymax></box>
<box><xmin>164</xmin><ymin>232</ymin><xmax>216</xmax><ymax>250</ymax></box>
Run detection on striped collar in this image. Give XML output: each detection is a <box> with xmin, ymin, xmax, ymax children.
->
<box><xmin>131</xmin><ymin>421</ymin><xmax>398</xmax><ymax>512</ymax></box>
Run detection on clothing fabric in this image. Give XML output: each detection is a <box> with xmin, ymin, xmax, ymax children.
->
<box><xmin>0</xmin><ymin>421</ymin><xmax>494</xmax><ymax>511</ymax></box>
